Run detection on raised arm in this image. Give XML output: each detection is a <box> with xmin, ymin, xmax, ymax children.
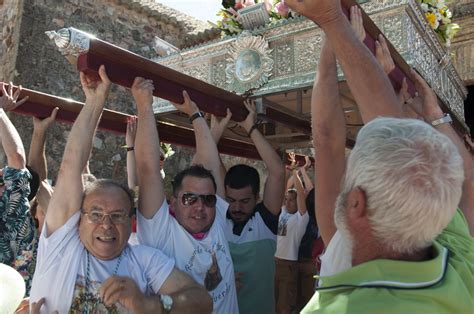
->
<box><xmin>28</xmin><ymin>107</ymin><xmax>58</xmax><ymax>181</ymax></box>
<box><xmin>312</xmin><ymin>39</ymin><xmax>346</xmax><ymax>247</ymax></box>
<box><xmin>125</xmin><ymin>116</ymin><xmax>138</xmax><ymax>190</ymax></box>
<box><xmin>411</xmin><ymin>69</ymin><xmax>474</xmax><ymax>235</ymax></box>
<box><xmin>0</xmin><ymin>83</ymin><xmax>28</xmax><ymax>169</ymax></box>
<box><xmin>285</xmin><ymin>2</ymin><xmax>403</xmax><ymax>122</ymax></box>
<box><xmin>45</xmin><ymin>66</ymin><xmax>111</xmax><ymax>235</ymax></box>
<box><xmin>207</xmin><ymin>110</ymin><xmax>233</xmax><ymax>193</ymax></box>
<box><xmin>133</xmin><ymin>78</ymin><xmax>164</xmax><ymax>219</ymax></box>
<box><xmin>175</xmin><ymin>91</ymin><xmax>225</xmax><ymax>197</ymax></box>
<box><xmin>293</xmin><ymin>170</ymin><xmax>307</xmax><ymax>215</ymax></box>
<box><xmin>239</xmin><ymin>100</ymin><xmax>285</xmax><ymax>215</ymax></box>
<box><xmin>300</xmin><ymin>157</ymin><xmax>314</xmax><ymax>195</ymax></box>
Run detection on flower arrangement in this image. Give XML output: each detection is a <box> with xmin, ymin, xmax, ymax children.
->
<box><xmin>212</xmin><ymin>0</ymin><xmax>293</xmax><ymax>36</ymax></box>
<box><xmin>418</xmin><ymin>0</ymin><xmax>460</xmax><ymax>47</ymax></box>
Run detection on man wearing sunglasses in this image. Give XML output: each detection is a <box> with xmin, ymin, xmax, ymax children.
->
<box><xmin>135</xmin><ymin>85</ymin><xmax>239</xmax><ymax>313</ymax></box>
<box><xmin>29</xmin><ymin>68</ymin><xmax>212</xmax><ymax>313</ymax></box>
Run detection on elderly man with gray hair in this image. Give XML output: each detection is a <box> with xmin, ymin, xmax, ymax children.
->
<box><xmin>283</xmin><ymin>0</ymin><xmax>474</xmax><ymax>313</ymax></box>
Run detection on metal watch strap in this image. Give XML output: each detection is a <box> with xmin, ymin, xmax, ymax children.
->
<box><xmin>431</xmin><ymin>113</ymin><xmax>452</xmax><ymax>127</ymax></box>
<box><xmin>160</xmin><ymin>294</ymin><xmax>173</xmax><ymax>314</ymax></box>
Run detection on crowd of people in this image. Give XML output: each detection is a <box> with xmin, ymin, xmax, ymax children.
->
<box><xmin>0</xmin><ymin>0</ymin><xmax>473</xmax><ymax>313</ymax></box>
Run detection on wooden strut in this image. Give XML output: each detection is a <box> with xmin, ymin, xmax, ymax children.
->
<box><xmin>5</xmin><ymin>85</ymin><xmax>262</xmax><ymax>159</ymax></box>
<box><xmin>76</xmin><ymin>39</ymin><xmax>312</xmax><ymax>134</ymax></box>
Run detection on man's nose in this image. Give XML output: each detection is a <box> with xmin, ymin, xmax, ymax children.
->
<box><xmin>100</xmin><ymin>215</ymin><xmax>114</xmax><ymax>228</ymax></box>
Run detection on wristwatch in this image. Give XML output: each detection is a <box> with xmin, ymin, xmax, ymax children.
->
<box><xmin>189</xmin><ymin>111</ymin><xmax>204</xmax><ymax>124</ymax></box>
<box><xmin>160</xmin><ymin>294</ymin><xmax>173</xmax><ymax>313</ymax></box>
<box><xmin>431</xmin><ymin>113</ymin><xmax>452</xmax><ymax>127</ymax></box>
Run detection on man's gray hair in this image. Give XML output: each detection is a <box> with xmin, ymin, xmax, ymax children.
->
<box><xmin>342</xmin><ymin>117</ymin><xmax>464</xmax><ymax>254</ymax></box>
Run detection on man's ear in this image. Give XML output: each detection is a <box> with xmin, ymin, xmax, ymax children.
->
<box><xmin>346</xmin><ymin>187</ymin><xmax>367</xmax><ymax>221</ymax></box>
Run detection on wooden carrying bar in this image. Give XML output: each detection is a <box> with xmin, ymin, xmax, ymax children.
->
<box><xmin>77</xmin><ymin>39</ymin><xmax>312</xmax><ymax>134</ymax></box>
<box><xmin>5</xmin><ymin>84</ymin><xmax>263</xmax><ymax>159</ymax></box>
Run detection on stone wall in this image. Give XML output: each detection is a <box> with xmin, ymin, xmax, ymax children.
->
<box><xmin>0</xmin><ymin>0</ymin><xmax>23</xmax><ymax>82</ymax></box>
<box><xmin>5</xmin><ymin>0</ymin><xmax>198</xmax><ymax>184</ymax></box>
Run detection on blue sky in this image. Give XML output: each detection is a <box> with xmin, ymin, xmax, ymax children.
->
<box><xmin>158</xmin><ymin>0</ymin><xmax>222</xmax><ymax>23</ymax></box>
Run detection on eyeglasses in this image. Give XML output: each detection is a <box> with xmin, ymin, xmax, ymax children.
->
<box><xmin>81</xmin><ymin>210</ymin><xmax>131</xmax><ymax>224</ymax></box>
<box><xmin>181</xmin><ymin>192</ymin><xmax>217</xmax><ymax>207</ymax></box>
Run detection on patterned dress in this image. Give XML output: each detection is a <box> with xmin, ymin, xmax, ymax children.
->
<box><xmin>0</xmin><ymin>167</ymin><xmax>37</xmax><ymax>293</ymax></box>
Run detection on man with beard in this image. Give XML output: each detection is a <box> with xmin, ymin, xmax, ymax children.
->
<box><xmin>221</xmin><ymin>100</ymin><xmax>285</xmax><ymax>314</ymax></box>
<box><xmin>285</xmin><ymin>0</ymin><xmax>474</xmax><ymax>313</ymax></box>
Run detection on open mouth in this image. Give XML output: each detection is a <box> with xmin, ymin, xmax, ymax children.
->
<box><xmin>96</xmin><ymin>236</ymin><xmax>116</xmax><ymax>242</ymax></box>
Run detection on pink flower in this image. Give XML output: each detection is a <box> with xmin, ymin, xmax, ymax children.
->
<box><xmin>243</xmin><ymin>0</ymin><xmax>256</xmax><ymax>7</ymax></box>
<box><xmin>276</xmin><ymin>1</ymin><xmax>289</xmax><ymax>17</ymax></box>
<box><xmin>234</xmin><ymin>0</ymin><xmax>244</xmax><ymax>9</ymax></box>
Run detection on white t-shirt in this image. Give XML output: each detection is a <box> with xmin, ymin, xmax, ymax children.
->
<box><xmin>137</xmin><ymin>197</ymin><xmax>239</xmax><ymax>314</ymax></box>
<box><xmin>318</xmin><ymin>230</ymin><xmax>352</xmax><ymax>285</ymax></box>
<box><xmin>30</xmin><ymin>212</ymin><xmax>175</xmax><ymax>313</ymax></box>
<box><xmin>275</xmin><ymin>208</ymin><xmax>309</xmax><ymax>261</ymax></box>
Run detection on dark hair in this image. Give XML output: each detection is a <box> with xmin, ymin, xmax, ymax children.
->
<box><xmin>172</xmin><ymin>165</ymin><xmax>216</xmax><ymax>196</ymax></box>
<box><xmin>224</xmin><ymin>164</ymin><xmax>260</xmax><ymax>196</ymax></box>
<box><xmin>305</xmin><ymin>188</ymin><xmax>315</xmax><ymax>221</ymax></box>
<box><xmin>82</xmin><ymin>179</ymin><xmax>135</xmax><ymax>212</ymax></box>
<box><xmin>26</xmin><ymin>166</ymin><xmax>40</xmax><ymax>201</ymax></box>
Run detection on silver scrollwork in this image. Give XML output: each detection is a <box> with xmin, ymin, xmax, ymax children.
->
<box><xmin>226</xmin><ymin>31</ymin><xmax>273</xmax><ymax>94</ymax></box>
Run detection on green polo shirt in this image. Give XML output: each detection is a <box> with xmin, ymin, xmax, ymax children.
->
<box><xmin>302</xmin><ymin>209</ymin><xmax>474</xmax><ymax>313</ymax></box>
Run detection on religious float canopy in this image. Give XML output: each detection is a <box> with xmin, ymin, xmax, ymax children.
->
<box><xmin>8</xmin><ymin>0</ymin><xmax>468</xmax><ymax>161</ymax></box>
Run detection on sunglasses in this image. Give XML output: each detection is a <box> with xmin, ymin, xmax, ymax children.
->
<box><xmin>181</xmin><ymin>192</ymin><xmax>217</xmax><ymax>207</ymax></box>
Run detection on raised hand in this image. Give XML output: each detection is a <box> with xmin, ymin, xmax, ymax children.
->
<box><xmin>79</xmin><ymin>65</ymin><xmax>111</xmax><ymax>103</ymax></box>
<box><xmin>126</xmin><ymin>115</ymin><xmax>138</xmax><ymax>147</ymax></box>
<box><xmin>375</xmin><ymin>35</ymin><xmax>395</xmax><ymax>74</ymax></box>
<box><xmin>131</xmin><ymin>77</ymin><xmax>154</xmax><ymax>109</ymax></box>
<box><xmin>210</xmin><ymin>108</ymin><xmax>232</xmax><ymax>142</ymax></box>
<box><xmin>285</xmin><ymin>0</ymin><xmax>343</xmax><ymax>27</ymax></box>
<box><xmin>409</xmin><ymin>68</ymin><xmax>443</xmax><ymax>121</ymax></box>
<box><xmin>397</xmin><ymin>78</ymin><xmax>422</xmax><ymax>119</ymax></box>
<box><xmin>303</xmin><ymin>155</ymin><xmax>311</xmax><ymax>169</ymax></box>
<box><xmin>171</xmin><ymin>90</ymin><xmax>200</xmax><ymax>117</ymax></box>
<box><xmin>1</xmin><ymin>82</ymin><xmax>29</xmax><ymax>111</ymax></box>
<box><xmin>239</xmin><ymin>99</ymin><xmax>257</xmax><ymax>133</ymax></box>
<box><xmin>350</xmin><ymin>6</ymin><xmax>366</xmax><ymax>42</ymax></box>
<box><xmin>287</xmin><ymin>151</ymin><xmax>297</xmax><ymax>171</ymax></box>
<box><xmin>33</xmin><ymin>107</ymin><xmax>58</xmax><ymax>132</ymax></box>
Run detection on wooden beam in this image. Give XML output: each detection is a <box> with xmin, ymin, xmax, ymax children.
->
<box><xmin>4</xmin><ymin>84</ymin><xmax>263</xmax><ymax>159</ymax></box>
<box><xmin>74</xmin><ymin>36</ymin><xmax>313</xmax><ymax>134</ymax></box>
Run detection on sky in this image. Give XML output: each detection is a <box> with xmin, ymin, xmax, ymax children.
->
<box><xmin>157</xmin><ymin>0</ymin><xmax>222</xmax><ymax>23</ymax></box>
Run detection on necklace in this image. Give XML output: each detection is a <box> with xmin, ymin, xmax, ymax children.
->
<box><xmin>83</xmin><ymin>250</ymin><xmax>123</xmax><ymax>314</ymax></box>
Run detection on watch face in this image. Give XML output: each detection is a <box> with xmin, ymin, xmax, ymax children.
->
<box><xmin>161</xmin><ymin>295</ymin><xmax>173</xmax><ymax>310</ymax></box>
